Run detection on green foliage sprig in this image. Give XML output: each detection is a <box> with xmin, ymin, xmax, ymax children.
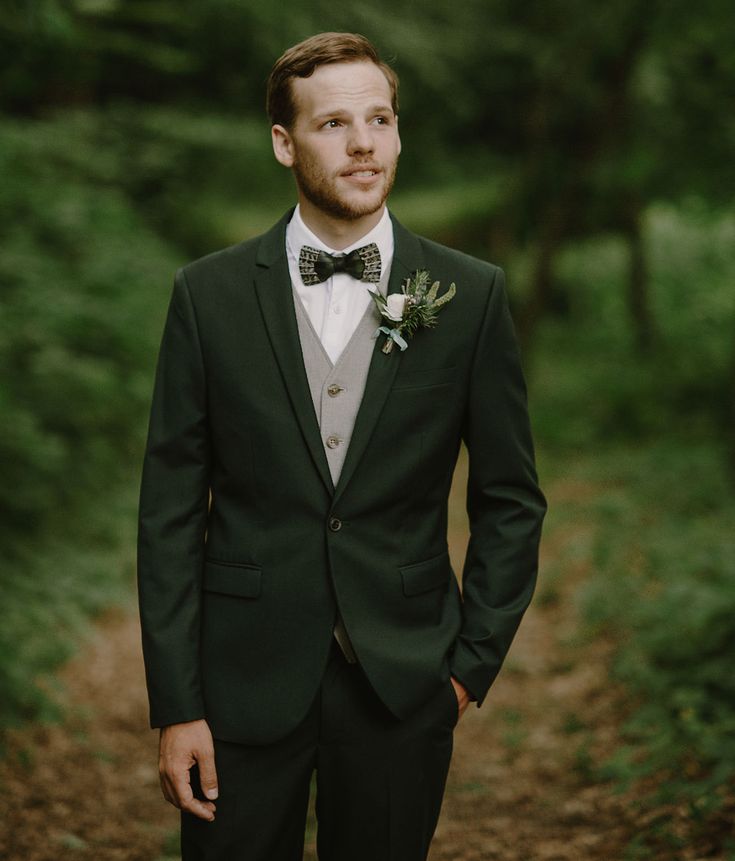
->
<box><xmin>370</xmin><ymin>269</ymin><xmax>457</xmax><ymax>353</ymax></box>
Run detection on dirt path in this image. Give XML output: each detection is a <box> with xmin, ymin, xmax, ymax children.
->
<box><xmin>0</xmin><ymin>469</ymin><xmax>637</xmax><ymax>861</ymax></box>
<box><xmin>430</xmin><ymin>476</ymin><xmax>635</xmax><ymax>860</ymax></box>
<box><xmin>0</xmin><ymin>607</ymin><xmax>179</xmax><ymax>861</ymax></box>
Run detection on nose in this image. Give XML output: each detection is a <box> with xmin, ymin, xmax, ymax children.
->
<box><xmin>347</xmin><ymin>121</ymin><xmax>374</xmax><ymax>155</ymax></box>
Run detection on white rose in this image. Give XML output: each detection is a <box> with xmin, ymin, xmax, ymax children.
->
<box><xmin>385</xmin><ymin>293</ymin><xmax>408</xmax><ymax>322</ymax></box>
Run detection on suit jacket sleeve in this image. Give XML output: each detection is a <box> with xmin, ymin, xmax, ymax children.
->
<box><xmin>451</xmin><ymin>266</ymin><xmax>547</xmax><ymax>705</ymax></box>
<box><xmin>137</xmin><ymin>268</ymin><xmax>210</xmax><ymax>728</ymax></box>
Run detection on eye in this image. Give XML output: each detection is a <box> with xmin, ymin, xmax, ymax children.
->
<box><xmin>322</xmin><ymin>119</ymin><xmax>341</xmax><ymax>129</ymax></box>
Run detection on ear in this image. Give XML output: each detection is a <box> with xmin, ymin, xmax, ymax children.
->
<box><xmin>395</xmin><ymin>115</ymin><xmax>401</xmax><ymax>157</ymax></box>
<box><xmin>272</xmin><ymin>124</ymin><xmax>295</xmax><ymax>168</ymax></box>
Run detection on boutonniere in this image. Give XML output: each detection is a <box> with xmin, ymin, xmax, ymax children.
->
<box><xmin>369</xmin><ymin>269</ymin><xmax>457</xmax><ymax>354</ymax></box>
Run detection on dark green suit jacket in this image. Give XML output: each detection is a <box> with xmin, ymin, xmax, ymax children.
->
<box><xmin>137</xmin><ymin>210</ymin><xmax>546</xmax><ymax>744</ymax></box>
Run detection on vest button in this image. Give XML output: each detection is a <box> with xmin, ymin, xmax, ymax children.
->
<box><xmin>328</xmin><ymin>516</ymin><xmax>342</xmax><ymax>532</ymax></box>
<box><xmin>327</xmin><ymin>384</ymin><xmax>343</xmax><ymax>397</ymax></box>
<box><xmin>326</xmin><ymin>435</ymin><xmax>341</xmax><ymax>449</ymax></box>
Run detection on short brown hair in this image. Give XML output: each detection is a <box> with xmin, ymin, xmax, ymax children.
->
<box><xmin>266</xmin><ymin>32</ymin><xmax>399</xmax><ymax>129</ymax></box>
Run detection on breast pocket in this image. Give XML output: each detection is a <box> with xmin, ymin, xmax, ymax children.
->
<box><xmin>392</xmin><ymin>366</ymin><xmax>457</xmax><ymax>391</ymax></box>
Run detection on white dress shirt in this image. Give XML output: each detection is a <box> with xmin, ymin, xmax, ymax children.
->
<box><xmin>285</xmin><ymin>205</ymin><xmax>394</xmax><ymax>364</ymax></box>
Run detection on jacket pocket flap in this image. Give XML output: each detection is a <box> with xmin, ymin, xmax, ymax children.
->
<box><xmin>400</xmin><ymin>552</ymin><xmax>450</xmax><ymax>596</ymax></box>
<box><xmin>203</xmin><ymin>560</ymin><xmax>262</xmax><ymax>598</ymax></box>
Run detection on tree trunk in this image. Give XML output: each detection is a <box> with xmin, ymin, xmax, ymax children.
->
<box><xmin>729</xmin><ymin>330</ymin><xmax>735</xmax><ymax>482</ymax></box>
<box><xmin>517</xmin><ymin>202</ymin><xmax>565</xmax><ymax>352</ymax></box>
<box><xmin>624</xmin><ymin>200</ymin><xmax>654</xmax><ymax>354</ymax></box>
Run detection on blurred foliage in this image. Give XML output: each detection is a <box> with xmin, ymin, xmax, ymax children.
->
<box><xmin>0</xmin><ymin>114</ymin><xmax>180</xmax><ymax>723</ymax></box>
<box><xmin>531</xmin><ymin>207</ymin><xmax>735</xmax><ymax>848</ymax></box>
<box><xmin>0</xmin><ymin>116</ymin><xmax>177</xmax><ymax>549</ymax></box>
<box><xmin>554</xmin><ymin>441</ymin><xmax>735</xmax><ymax>852</ymax></box>
<box><xmin>531</xmin><ymin>203</ymin><xmax>735</xmax><ymax>444</ymax></box>
<box><xmin>0</xmin><ymin>486</ymin><xmax>139</xmax><ymax>727</ymax></box>
<box><xmin>1</xmin><ymin>0</ymin><xmax>734</xmax><ymax>851</ymax></box>
<box><xmin>5</xmin><ymin>1</ymin><xmax>735</xmax><ymax>210</ymax></box>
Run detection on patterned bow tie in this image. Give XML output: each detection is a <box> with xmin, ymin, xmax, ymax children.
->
<box><xmin>299</xmin><ymin>243</ymin><xmax>381</xmax><ymax>286</ymax></box>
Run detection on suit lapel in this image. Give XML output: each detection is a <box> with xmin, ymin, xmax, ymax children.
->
<box><xmin>332</xmin><ymin>215</ymin><xmax>424</xmax><ymax>506</ymax></box>
<box><xmin>253</xmin><ymin>211</ymin><xmax>335</xmax><ymax>496</ymax></box>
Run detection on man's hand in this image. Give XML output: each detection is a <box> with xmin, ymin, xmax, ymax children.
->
<box><xmin>159</xmin><ymin>719</ymin><xmax>219</xmax><ymax>821</ymax></box>
<box><xmin>450</xmin><ymin>677</ymin><xmax>471</xmax><ymax>722</ymax></box>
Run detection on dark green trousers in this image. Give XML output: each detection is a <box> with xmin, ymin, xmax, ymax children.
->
<box><xmin>182</xmin><ymin>642</ymin><xmax>458</xmax><ymax>860</ymax></box>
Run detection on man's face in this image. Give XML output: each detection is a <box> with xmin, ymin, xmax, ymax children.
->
<box><xmin>272</xmin><ymin>60</ymin><xmax>401</xmax><ymax>225</ymax></box>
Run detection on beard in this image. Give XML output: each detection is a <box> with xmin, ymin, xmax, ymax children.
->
<box><xmin>291</xmin><ymin>153</ymin><xmax>398</xmax><ymax>222</ymax></box>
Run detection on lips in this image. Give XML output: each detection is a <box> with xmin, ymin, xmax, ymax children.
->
<box><xmin>341</xmin><ymin>165</ymin><xmax>381</xmax><ymax>178</ymax></box>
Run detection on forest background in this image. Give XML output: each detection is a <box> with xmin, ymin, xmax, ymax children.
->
<box><xmin>1</xmin><ymin>1</ymin><xmax>734</xmax><ymax>858</ymax></box>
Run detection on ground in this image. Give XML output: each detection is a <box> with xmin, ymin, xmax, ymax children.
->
<box><xmin>0</xmin><ymin>461</ymin><xmax>658</xmax><ymax>861</ymax></box>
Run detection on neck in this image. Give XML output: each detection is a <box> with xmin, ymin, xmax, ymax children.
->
<box><xmin>298</xmin><ymin>201</ymin><xmax>385</xmax><ymax>251</ymax></box>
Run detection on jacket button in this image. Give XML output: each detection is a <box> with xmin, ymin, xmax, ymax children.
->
<box><xmin>328</xmin><ymin>516</ymin><xmax>342</xmax><ymax>532</ymax></box>
<box><xmin>327</xmin><ymin>384</ymin><xmax>343</xmax><ymax>397</ymax></box>
<box><xmin>326</xmin><ymin>435</ymin><xmax>341</xmax><ymax>449</ymax></box>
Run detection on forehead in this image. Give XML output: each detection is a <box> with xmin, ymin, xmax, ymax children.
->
<box><xmin>291</xmin><ymin>60</ymin><xmax>394</xmax><ymax>122</ymax></box>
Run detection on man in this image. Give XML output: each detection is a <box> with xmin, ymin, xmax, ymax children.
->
<box><xmin>138</xmin><ymin>31</ymin><xmax>546</xmax><ymax>861</ymax></box>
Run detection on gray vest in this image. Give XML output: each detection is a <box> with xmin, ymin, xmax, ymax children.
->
<box><xmin>292</xmin><ymin>285</ymin><xmax>385</xmax><ymax>661</ymax></box>
<box><xmin>292</xmin><ymin>289</ymin><xmax>383</xmax><ymax>487</ymax></box>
